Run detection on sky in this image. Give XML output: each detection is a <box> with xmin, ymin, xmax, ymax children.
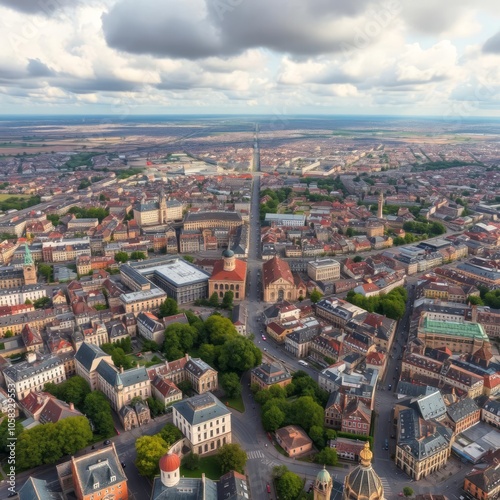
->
<box><xmin>0</xmin><ymin>0</ymin><xmax>500</xmax><ymax>116</ymax></box>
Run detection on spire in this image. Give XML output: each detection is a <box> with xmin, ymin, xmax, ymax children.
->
<box><xmin>24</xmin><ymin>243</ymin><xmax>34</xmax><ymax>266</ymax></box>
<box><xmin>359</xmin><ymin>441</ymin><xmax>373</xmax><ymax>467</ymax></box>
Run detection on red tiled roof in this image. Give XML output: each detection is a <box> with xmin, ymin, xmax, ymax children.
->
<box><xmin>210</xmin><ymin>258</ymin><xmax>247</xmax><ymax>282</ymax></box>
<box><xmin>263</xmin><ymin>256</ymin><xmax>294</xmax><ymax>287</ymax></box>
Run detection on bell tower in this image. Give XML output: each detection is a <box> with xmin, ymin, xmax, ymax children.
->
<box><xmin>314</xmin><ymin>466</ymin><xmax>333</xmax><ymax>500</ymax></box>
<box><xmin>377</xmin><ymin>192</ymin><xmax>384</xmax><ymax>219</ymax></box>
<box><xmin>23</xmin><ymin>244</ymin><xmax>37</xmax><ymax>285</ymax></box>
<box><xmin>159</xmin><ymin>187</ymin><xmax>167</xmax><ymax>224</ymax></box>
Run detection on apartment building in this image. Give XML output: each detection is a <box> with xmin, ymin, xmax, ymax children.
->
<box><xmin>172</xmin><ymin>393</ymin><xmax>231</xmax><ymax>456</ymax></box>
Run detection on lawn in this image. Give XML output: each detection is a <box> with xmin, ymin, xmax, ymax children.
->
<box><xmin>180</xmin><ymin>455</ymin><xmax>221</xmax><ymax>480</ymax></box>
<box><xmin>0</xmin><ymin>194</ymin><xmax>30</xmax><ymax>201</ymax></box>
<box><xmin>126</xmin><ymin>353</ymin><xmax>162</xmax><ymax>368</ymax></box>
<box><xmin>223</xmin><ymin>396</ymin><xmax>245</xmax><ymax>413</ymax></box>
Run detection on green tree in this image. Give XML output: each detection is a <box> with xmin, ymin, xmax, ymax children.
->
<box><xmin>262</xmin><ymin>405</ymin><xmax>285</xmax><ymax>432</ymax></box>
<box><xmin>315</xmin><ymin>447</ymin><xmax>338</xmax><ymax>466</ymax></box>
<box><xmin>177</xmin><ymin>380</ymin><xmax>193</xmax><ymax>395</ymax></box>
<box><xmin>346</xmin><ymin>227</ymin><xmax>355</xmax><ymax>237</ymax></box>
<box><xmin>198</xmin><ymin>343</ymin><xmax>217</xmax><ymax>366</ymax></box>
<box><xmin>38</xmin><ymin>263</ymin><xmax>53</xmax><ymax>281</ymax></box>
<box><xmin>4</xmin><ymin>329</ymin><xmax>14</xmax><ymax>338</ymax></box>
<box><xmin>272</xmin><ymin>464</ymin><xmax>289</xmax><ymax>480</ymax></box>
<box><xmin>163</xmin><ymin>323</ymin><xmax>197</xmax><ymax>360</ymax></box>
<box><xmin>221</xmin><ymin>372</ymin><xmax>241</xmax><ymax>399</ymax></box>
<box><xmin>83</xmin><ymin>391</ymin><xmax>114</xmax><ymax>437</ymax></box>
<box><xmin>183</xmin><ymin>255</ymin><xmax>195</xmax><ymax>263</ymax></box>
<box><xmin>403</xmin><ymin>486</ymin><xmax>414</xmax><ymax>497</ymax></box>
<box><xmin>135</xmin><ymin>435</ymin><xmax>169</xmax><ymax>479</ymax></box>
<box><xmin>217</xmin><ymin>336</ymin><xmax>262</xmax><ymax>373</ymax></box>
<box><xmin>208</xmin><ymin>292</ymin><xmax>220</xmax><ymax>308</ymax></box>
<box><xmin>309</xmin><ymin>425</ymin><xmax>325</xmax><ymax>448</ymax></box>
<box><xmin>16</xmin><ymin>417</ymin><xmax>92</xmax><ymax>471</ymax></box>
<box><xmin>216</xmin><ymin>443</ymin><xmax>247</xmax><ymax>474</ymax></box>
<box><xmin>183</xmin><ymin>452</ymin><xmax>200</xmax><ymax>470</ymax></box>
<box><xmin>353</xmin><ymin>255</ymin><xmax>363</xmax><ymax>263</ymax></box>
<box><xmin>467</xmin><ymin>295</ymin><xmax>484</xmax><ymax>306</ymax></box>
<box><xmin>45</xmin><ymin>375</ymin><xmax>91</xmax><ymax>409</ymax></box>
<box><xmin>147</xmin><ymin>397</ymin><xmax>165</xmax><ymax>417</ymax></box>
<box><xmin>33</xmin><ymin>296</ymin><xmax>51</xmax><ymax>309</ymax></box>
<box><xmin>288</xmin><ymin>396</ymin><xmax>324</xmax><ymax>433</ymax></box>
<box><xmin>276</xmin><ymin>471</ymin><xmax>303</xmax><ymax>500</ymax></box>
<box><xmin>159</xmin><ymin>423</ymin><xmax>184</xmax><ymax>445</ymax></box>
<box><xmin>57</xmin><ymin>416</ymin><xmax>93</xmax><ymax>456</ymax></box>
<box><xmin>222</xmin><ymin>290</ymin><xmax>234</xmax><ymax>309</ymax></box>
<box><xmin>204</xmin><ymin>315</ymin><xmax>238</xmax><ymax>345</ymax></box>
<box><xmin>130</xmin><ymin>251</ymin><xmax>146</xmax><ymax>260</ymax></box>
<box><xmin>159</xmin><ymin>298</ymin><xmax>179</xmax><ymax>318</ymax></box>
<box><xmin>310</xmin><ymin>289</ymin><xmax>323</xmax><ymax>304</ymax></box>
<box><xmin>114</xmin><ymin>251</ymin><xmax>129</xmax><ymax>263</ymax></box>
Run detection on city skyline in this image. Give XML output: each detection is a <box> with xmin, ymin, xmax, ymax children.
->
<box><xmin>0</xmin><ymin>0</ymin><xmax>499</xmax><ymax>115</ymax></box>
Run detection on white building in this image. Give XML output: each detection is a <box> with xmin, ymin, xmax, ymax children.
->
<box><xmin>307</xmin><ymin>258</ymin><xmax>341</xmax><ymax>282</ymax></box>
<box><xmin>172</xmin><ymin>393</ymin><xmax>231</xmax><ymax>456</ymax></box>
<box><xmin>3</xmin><ymin>352</ymin><xmax>66</xmax><ymax>400</ymax></box>
<box><xmin>0</xmin><ymin>284</ymin><xmax>46</xmax><ymax>307</ymax></box>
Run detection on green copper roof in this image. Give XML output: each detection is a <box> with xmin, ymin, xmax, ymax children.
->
<box><xmin>24</xmin><ymin>243</ymin><xmax>34</xmax><ymax>266</ymax></box>
<box><xmin>316</xmin><ymin>466</ymin><xmax>331</xmax><ymax>483</ymax></box>
<box><xmin>422</xmin><ymin>317</ymin><xmax>488</xmax><ymax>340</ymax></box>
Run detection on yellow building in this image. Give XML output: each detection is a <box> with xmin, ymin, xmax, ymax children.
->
<box><xmin>208</xmin><ymin>250</ymin><xmax>247</xmax><ymax>301</ymax></box>
<box><xmin>262</xmin><ymin>256</ymin><xmax>305</xmax><ymax>302</ymax></box>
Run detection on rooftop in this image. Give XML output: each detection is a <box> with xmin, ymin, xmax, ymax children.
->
<box><xmin>421</xmin><ymin>316</ymin><xmax>488</xmax><ymax>340</ymax></box>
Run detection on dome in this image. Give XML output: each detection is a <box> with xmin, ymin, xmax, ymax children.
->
<box><xmin>222</xmin><ymin>249</ymin><xmax>234</xmax><ymax>258</ymax></box>
<box><xmin>342</xmin><ymin>442</ymin><xmax>384</xmax><ymax>500</ymax></box>
<box><xmin>159</xmin><ymin>452</ymin><xmax>180</xmax><ymax>473</ymax></box>
<box><xmin>316</xmin><ymin>465</ymin><xmax>331</xmax><ymax>484</ymax></box>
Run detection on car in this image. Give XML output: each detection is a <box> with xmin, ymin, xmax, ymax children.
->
<box><xmin>104</xmin><ymin>440</ymin><xmax>111</xmax><ymax>445</ymax></box>
<box><xmin>388</xmin><ymin>384</ymin><xmax>392</xmax><ymax>390</ymax></box>
<box><xmin>261</xmin><ymin>334</ymin><xmax>266</xmax><ymax>341</ymax></box>
<box><xmin>263</xmin><ymin>347</ymin><xmax>267</xmax><ymax>351</ymax></box>
<box><xmin>121</xmin><ymin>462</ymin><xmax>126</xmax><ymax>468</ymax></box>
<box><xmin>267</xmin><ymin>484</ymin><xmax>271</xmax><ymax>494</ymax></box>
<box><xmin>384</xmin><ymin>439</ymin><xmax>389</xmax><ymax>450</ymax></box>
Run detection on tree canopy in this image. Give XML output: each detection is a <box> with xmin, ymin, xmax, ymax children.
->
<box><xmin>17</xmin><ymin>416</ymin><xmax>92</xmax><ymax>471</ymax></box>
<box><xmin>135</xmin><ymin>435</ymin><xmax>169</xmax><ymax>479</ymax></box>
<box><xmin>216</xmin><ymin>443</ymin><xmax>247</xmax><ymax>474</ymax></box>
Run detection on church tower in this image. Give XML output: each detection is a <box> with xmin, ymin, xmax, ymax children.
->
<box><xmin>313</xmin><ymin>466</ymin><xmax>333</xmax><ymax>500</ymax></box>
<box><xmin>342</xmin><ymin>441</ymin><xmax>385</xmax><ymax>500</ymax></box>
<box><xmin>377</xmin><ymin>192</ymin><xmax>384</xmax><ymax>219</ymax></box>
<box><xmin>23</xmin><ymin>244</ymin><xmax>37</xmax><ymax>285</ymax></box>
<box><xmin>222</xmin><ymin>249</ymin><xmax>236</xmax><ymax>271</ymax></box>
<box><xmin>159</xmin><ymin>188</ymin><xmax>167</xmax><ymax>224</ymax></box>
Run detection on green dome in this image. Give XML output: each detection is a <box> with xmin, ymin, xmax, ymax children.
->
<box><xmin>222</xmin><ymin>249</ymin><xmax>234</xmax><ymax>258</ymax></box>
<box><xmin>316</xmin><ymin>466</ymin><xmax>331</xmax><ymax>484</ymax></box>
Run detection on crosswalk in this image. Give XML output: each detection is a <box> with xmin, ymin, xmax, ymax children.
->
<box><xmin>380</xmin><ymin>477</ymin><xmax>392</xmax><ymax>497</ymax></box>
<box><xmin>247</xmin><ymin>450</ymin><xmax>265</xmax><ymax>460</ymax></box>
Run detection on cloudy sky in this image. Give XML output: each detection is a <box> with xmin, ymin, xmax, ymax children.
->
<box><xmin>0</xmin><ymin>0</ymin><xmax>499</xmax><ymax>115</ymax></box>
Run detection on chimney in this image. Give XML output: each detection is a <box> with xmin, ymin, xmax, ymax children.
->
<box><xmin>120</xmin><ymin>366</ymin><xmax>124</xmax><ymax>373</ymax></box>
<box><xmin>136</xmin><ymin>362</ymin><xmax>139</xmax><ymax>369</ymax></box>
<box><xmin>69</xmin><ymin>402</ymin><xmax>74</xmax><ymax>410</ymax></box>
<box><xmin>26</xmin><ymin>352</ymin><xmax>36</xmax><ymax>363</ymax></box>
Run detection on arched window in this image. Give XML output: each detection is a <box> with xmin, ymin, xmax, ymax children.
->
<box><xmin>214</xmin><ymin>284</ymin><xmax>218</xmax><ymax>290</ymax></box>
<box><xmin>230</xmin><ymin>284</ymin><xmax>234</xmax><ymax>290</ymax></box>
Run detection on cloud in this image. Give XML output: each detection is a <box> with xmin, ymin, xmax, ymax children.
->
<box><xmin>102</xmin><ymin>0</ymin><xmax>392</xmax><ymax>59</ymax></box>
<box><xmin>0</xmin><ymin>0</ymin><xmax>80</xmax><ymax>15</ymax></box>
<box><xmin>27</xmin><ymin>58</ymin><xmax>55</xmax><ymax>77</ymax></box>
<box><xmin>483</xmin><ymin>31</ymin><xmax>500</xmax><ymax>54</ymax></box>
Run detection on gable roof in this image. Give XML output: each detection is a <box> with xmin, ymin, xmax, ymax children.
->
<box><xmin>263</xmin><ymin>256</ymin><xmax>294</xmax><ymax>287</ymax></box>
<box><xmin>75</xmin><ymin>342</ymin><xmax>109</xmax><ymax>372</ymax></box>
